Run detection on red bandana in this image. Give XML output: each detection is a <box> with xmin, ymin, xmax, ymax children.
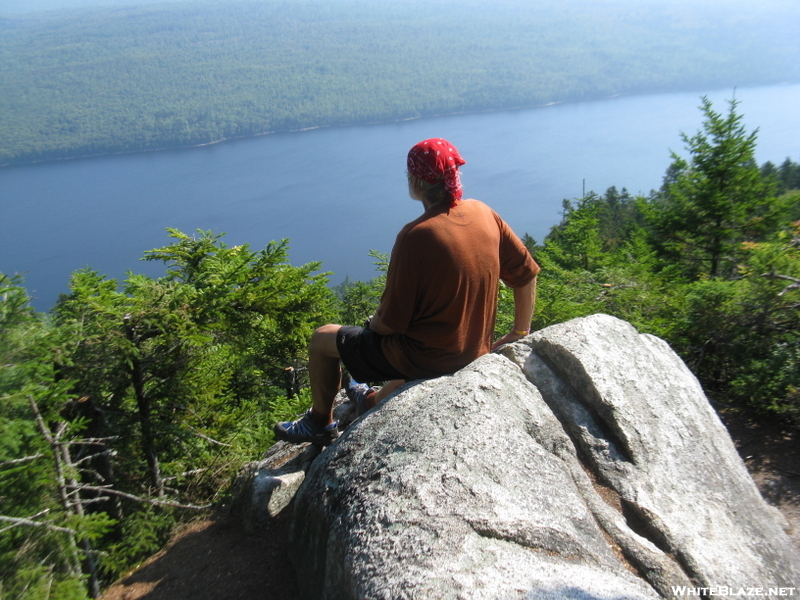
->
<box><xmin>407</xmin><ymin>138</ymin><xmax>466</xmax><ymax>206</ymax></box>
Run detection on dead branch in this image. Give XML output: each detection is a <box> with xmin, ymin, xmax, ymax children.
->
<box><xmin>162</xmin><ymin>468</ymin><xmax>208</xmax><ymax>482</ymax></box>
<box><xmin>188</xmin><ymin>427</ymin><xmax>233</xmax><ymax>447</ymax></box>
<box><xmin>66</xmin><ymin>437</ymin><xmax>118</xmax><ymax>445</ymax></box>
<box><xmin>761</xmin><ymin>272</ymin><xmax>800</xmax><ymax>296</ymax></box>
<box><xmin>76</xmin><ymin>497</ymin><xmax>112</xmax><ymax>506</ymax></box>
<box><xmin>0</xmin><ymin>454</ymin><xmax>44</xmax><ymax>468</ymax></box>
<box><xmin>66</xmin><ymin>484</ymin><xmax>212</xmax><ymax>510</ymax></box>
<box><xmin>71</xmin><ymin>450</ymin><xmax>114</xmax><ymax>467</ymax></box>
<box><xmin>0</xmin><ymin>514</ymin><xmax>76</xmax><ymax>535</ymax></box>
<box><xmin>28</xmin><ymin>395</ymin><xmax>101</xmax><ymax>592</ymax></box>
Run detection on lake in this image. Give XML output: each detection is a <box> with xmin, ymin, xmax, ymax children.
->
<box><xmin>1</xmin><ymin>84</ymin><xmax>799</xmax><ymax>311</ymax></box>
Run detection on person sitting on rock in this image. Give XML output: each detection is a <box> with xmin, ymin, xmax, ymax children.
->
<box><xmin>274</xmin><ymin>138</ymin><xmax>540</xmax><ymax>445</ymax></box>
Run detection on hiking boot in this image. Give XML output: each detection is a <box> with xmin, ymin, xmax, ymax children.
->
<box><xmin>346</xmin><ymin>379</ymin><xmax>380</xmax><ymax>415</ymax></box>
<box><xmin>274</xmin><ymin>410</ymin><xmax>339</xmax><ymax>446</ymax></box>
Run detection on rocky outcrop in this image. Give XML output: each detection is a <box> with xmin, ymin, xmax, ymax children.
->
<box><xmin>228</xmin><ymin>442</ymin><xmax>321</xmax><ymax>531</ymax></box>
<box><xmin>501</xmin><ymin>315</ymin><xmax>798</xmax><ymax>590</ymax></box>
<box><xmin>236</xmin><ymin>314</ymin><xmax>800</xmax><ymax>599</ymax></box>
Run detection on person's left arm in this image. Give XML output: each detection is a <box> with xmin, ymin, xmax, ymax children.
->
<box><xmin>368</xmin><ymin>308</ymin><xmax>396</xmax><ymax>336</ymax></box>
<box><xmin>368</xmin><ymin>226</ymin><xmax>419</xmax><ymax>337</ymax></box>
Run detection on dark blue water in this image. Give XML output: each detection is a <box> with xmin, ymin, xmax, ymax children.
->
<box><xmin>2</xmin><ymin>84</ymin><xmax>799</xmax><ymax>311</ymax></box>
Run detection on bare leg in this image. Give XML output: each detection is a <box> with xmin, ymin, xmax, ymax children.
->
<box><xmin>366</xmin><ymin>379</ymin><xmax>406</xmax><ymax>410</ymax></box>
<box><xmin>308</xmin><ymin>324</ymin><xmax>343</xmax><ymax>426</ymax></box>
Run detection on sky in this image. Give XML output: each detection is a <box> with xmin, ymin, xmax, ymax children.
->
<box><xmin>0</xmin><ymin>0</ymin><xmax>771</xmax><ymax>15</ymax></box>
<box><xmin>0</xmin><ymin>0</ymin><xmax>187</xmax><ymax>13</ymax></box>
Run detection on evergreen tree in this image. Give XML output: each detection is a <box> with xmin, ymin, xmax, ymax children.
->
<box><xmin>761</xmin><ymin>160</ymin><xmax>781</xmax><ymax>192</ymax></box>
<box><xmin>49</xmin><ymin>229</ymin><xmax>336</xmax><ymax>584</ymax></box>
<box><xmin>541</xmin><ymin>194</ymin><xmax>604</xmax><ymax>272</ymax></box>
<box><xmin>778</xmin><ymin>158</ymin><xmax>800</xmax><ymax>192</ymax></box>
<box><xmin>335</xmin><ymin>250</ymin><xmax>388</xmax><ymax>327</ymax></box>
<box><xmin>0</xmin><ymin>274</ymin><xmax>109</xmax><ymax>600</ymax></box>
<box><xmin>643</xmin><ymin>97</ymin><xmax>785</xmax><ymax>280</ymax></box>
<box><xmin>668</xmin><ymin>222</ymin><xmax>800</xmax><ymax>423</ymax></box>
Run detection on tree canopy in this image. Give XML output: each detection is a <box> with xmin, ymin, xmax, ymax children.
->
<box><xmin>534</xmin><ymin>100</ymin><xmax>799</xmax><ymax>428</ymax></box>
<box><xmin>1</xmin><ymin>231</ymin><xmax>337</xmax><ymax>598</ymax></box>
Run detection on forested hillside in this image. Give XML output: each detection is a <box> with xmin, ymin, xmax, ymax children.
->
<box><xmin>2</xmin><ymin>0</ymin><xmax>799</xmax><ymax>165</ymax></box>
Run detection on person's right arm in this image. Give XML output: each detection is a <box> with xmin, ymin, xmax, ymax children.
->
<box><xmin>491</xmin><ymin>274</ymin><xmax>537</xmax><ymax>350</ymax></box>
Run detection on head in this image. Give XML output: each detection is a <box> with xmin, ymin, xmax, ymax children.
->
<box><xmin>406</xmin><ymin>171</ymin><xmax>448</xmax><ymax>205</ymax></box>
<box><xmin>406</xmin><ymin>138</ymin><xmax>466</xmax><ymax>207</ymax></box>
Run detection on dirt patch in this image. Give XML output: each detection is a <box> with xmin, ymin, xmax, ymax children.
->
<box><xmin>720</xmin><ymin>411</ymin><xmax>800</xmax><ymax>549</ymax></box>
<box><xmin>100</xmin><ymin>509</ymin><xmax>298</xmax><ymax>600</ymax></box>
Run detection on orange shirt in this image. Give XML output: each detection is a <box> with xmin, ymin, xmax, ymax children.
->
<box><xmin>379</xmin><ymin>199</ymin><xmax>540</xmax><ymax>379</ymax></box>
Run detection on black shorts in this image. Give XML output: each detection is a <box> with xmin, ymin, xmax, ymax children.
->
<box><xmin>336</xmin><ymin>326</ymin><xmax>407</xmax><ymax>384</ymax></box>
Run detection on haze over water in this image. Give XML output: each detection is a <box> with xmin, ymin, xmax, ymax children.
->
<box><xmin>1</xmin><ymin>84</ymin><xmax>799</xmax><ymax>311</ymax></box>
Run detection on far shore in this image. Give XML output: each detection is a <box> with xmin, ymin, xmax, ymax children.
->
<box><xmin>0</xmin><ymin>85</ymin><xmax>745</xmax><ymax>169</ymax></box>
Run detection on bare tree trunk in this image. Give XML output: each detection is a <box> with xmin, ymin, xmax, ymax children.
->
<box><xmin>29</xmin><ymin>396</ymin><xmax>100</xmax><ymax>597</ymax></box>
<box><xmin>60</xmin><ymin>442</ymin><xmax>101</xmax><ymax>598</ymax></box>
